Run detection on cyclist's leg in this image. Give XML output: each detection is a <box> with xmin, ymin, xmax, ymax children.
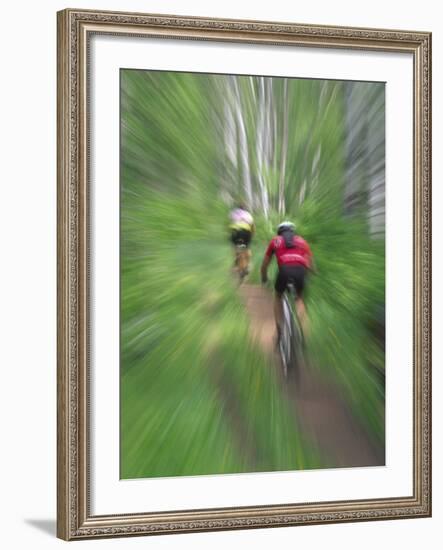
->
<box><xmin>230</xmin><ymin>230</ymin><xmax>241</xmax><ymax>269</ymax></box>
<box><xmin>292</xmin><ymin>266</ymin><xmax>309</xmax><ymax>337</ymax></box>
<box><xmin>295</xmin><ymin>297</ymin><xmax>308</xmax><ymax>335</ymax></box>
<box><xmin>240</xmin><ymin>229</ymin><xmax>252</xmax><ymax>275</ymax></box>
<box><xmin>245</xmin><ymin>247</ymin><xmax>252</xmax><ymax>274</ymax></box>
<box><xmin>238</xmin><ymin>248</ymin><xmax>248</xmax><ymax>276</ymax></box>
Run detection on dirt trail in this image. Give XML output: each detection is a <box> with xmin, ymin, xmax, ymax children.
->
<box><xmin>239</xmin><ymin>283</ymin><xmax>384</xmax><ymax>468</ymax></box>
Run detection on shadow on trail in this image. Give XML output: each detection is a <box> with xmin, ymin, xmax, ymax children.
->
<box><xmin>239</xmin><ymin>283</ymin><xmax>384</xmax><ymax>469</ymax></box>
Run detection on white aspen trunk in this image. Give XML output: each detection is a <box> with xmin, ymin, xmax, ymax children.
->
<box><xmin>231</xmin><ymin>77</ymin><xmax>253</xmax><ymax>209</ymax></box>
<box><xmin>278</xmin><ymin>78</ymin><xmax>289</xmax><ymax>215</ymax></box>
<box><xmin>343</xmin><ymin>82</ymin><xmax>385</xmax><ymax>238</ymax></box>
<box><xmin>255</xmin><ymin>77</ymin><xmax>270</xmax><ymax>218</ymax></box>
<box><xmin>221</xmin><ymin>82</ymin><xmax>240</xmax><ymax>204</ymax></box>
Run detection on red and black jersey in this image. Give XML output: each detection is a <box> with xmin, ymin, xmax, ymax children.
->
<box><xmin>264</xmin><ymin>235</ymin><xmax>312</xmax><ymax>268</ymax></box>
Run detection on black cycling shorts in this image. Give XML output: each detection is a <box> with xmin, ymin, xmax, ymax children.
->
<box><xmin>230</xmin><ymin>228</ymin><xmax>252</xmax><ymax>247</ymax></box>
<box><xmin>275</xmin><ymin>265</ymin><xmax>306</xmax><ymax>296</ymax></box>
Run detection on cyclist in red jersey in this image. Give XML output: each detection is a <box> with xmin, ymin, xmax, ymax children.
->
<box><xmin>260</xmin><ymin>221</ymin><xmax>313</xmax><ymax>340</ymax></box>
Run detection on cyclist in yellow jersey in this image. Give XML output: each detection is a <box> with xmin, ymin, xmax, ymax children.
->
<box><xmin>229</xmin><ymin>204</ymin><xmax>255</xmax><ymax>279</ymax></box>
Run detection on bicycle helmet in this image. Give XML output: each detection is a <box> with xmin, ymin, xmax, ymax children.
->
<box><xmin>277</xmin><ymin>221</ymin><xmax>296</xmax><ymax>235</ymax></box>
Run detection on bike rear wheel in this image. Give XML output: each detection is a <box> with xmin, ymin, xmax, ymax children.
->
<box><xmin>279</xmin><ymin>291</ymin><xmax>303</xmax><ymax>381</ymax></box>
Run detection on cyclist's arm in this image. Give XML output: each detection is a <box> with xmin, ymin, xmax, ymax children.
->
<box><xmin>309</xmin><ymin>256</ymin><xmax>318</xmax><ymax>274</ymax></box>
<box><xmin>261</xmin><ymin>241</ymin><xmax>274</xmax><ymax>283</ymax></box>
<box><xmin>260</xmin><ymin>255</ymin><xmax>271</xmax><ymax>283</ymax></box>
<box><xmin>305</xmin><ymin>243</ymin><xmax>317</xmax><ymax>274</ymax></box>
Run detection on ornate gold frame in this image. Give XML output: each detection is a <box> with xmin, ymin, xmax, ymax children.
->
<box><xmin>57</xmin><ymin>8</ymin><xmax>431</xmax><ymax>540</ymax></box>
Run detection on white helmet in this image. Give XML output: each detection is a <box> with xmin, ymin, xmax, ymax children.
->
<box><xmin>277</xmin><ymin>221</ymin><xmax>296</xmax><ymax>235</ymax></box>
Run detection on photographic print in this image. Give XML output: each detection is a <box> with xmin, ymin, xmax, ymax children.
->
<box><xmin>120</xmin><ymin>69</ymin><xmax>386</xmax><ymax>480</ymax></box>
<box><xmin>57</xmin><ymin>9</ymin><xmax>431</xmax><ymax>539</ymax></box>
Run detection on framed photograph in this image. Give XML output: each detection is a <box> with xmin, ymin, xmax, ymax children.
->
<box><xmin>57</xmin><ymin>8</ymin><xmax>431</xmax><ymax>540</ymax></box>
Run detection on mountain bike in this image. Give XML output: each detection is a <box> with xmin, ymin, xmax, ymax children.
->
<box><xmin>278</xmin><ymin>282</ymin><xmax>304</xmax><ymax>380</ymax></box>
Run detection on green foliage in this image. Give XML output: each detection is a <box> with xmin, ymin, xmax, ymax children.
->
<box><xmin>247</xmin><ymin>208</ymin><xmax>385</xmax><ymax>443</ymax></box>
<box><xmin>120</xmin><ymin>69</ymin><xmax>385</xmax><ymax>478</ymax></box>
<box><xmin>121</xmin><ymin>188</ymin><xmax>320</xmax><ymax>477</ymax></box>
